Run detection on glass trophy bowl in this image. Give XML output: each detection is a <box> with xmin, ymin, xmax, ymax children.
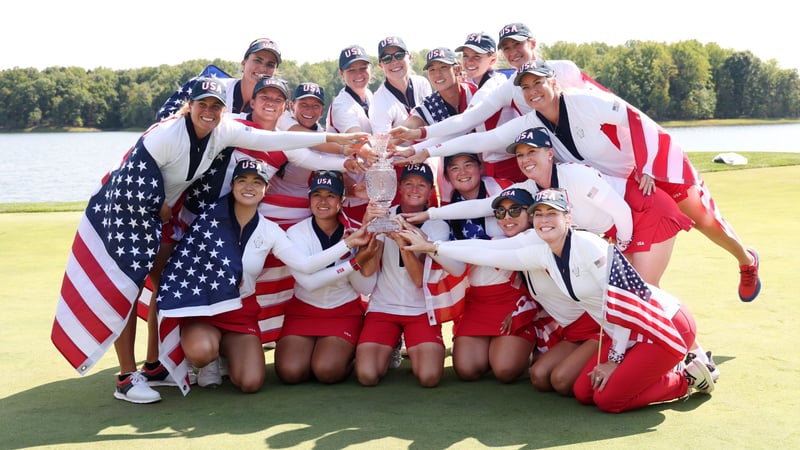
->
<box><xmin>366</xmin><ymin>133</ymin><xmax>400</xmax><ymax>233</ymax></box>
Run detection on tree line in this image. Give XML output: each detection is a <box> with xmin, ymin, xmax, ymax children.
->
<box><xmin>1</xmin><ymin>39</ymin><xmax>798</xmax><ymax>131</ymax></box>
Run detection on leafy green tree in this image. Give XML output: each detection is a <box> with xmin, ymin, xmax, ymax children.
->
<box><xmin>668</xmin><ymin>40</ymin><xmax>715</xmax><ymax>119</ymax></box>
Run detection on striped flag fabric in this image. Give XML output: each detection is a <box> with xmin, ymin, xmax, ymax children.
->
<box><xmin>603</xmin><ymin>246</ymin><xmax>687</xmax><ymax>359</ymax></box>
<box><xmin>51</xmin><ymin>141</ymin><xmax>165</xmax><ymax>374</ymax></box>
<box><xmin>155</xmin><ymin>197</ymin><xmax>245</xmax><ymax>318</ymax></box>
<box><xmin>423</xmin><ymin>259</ymin><xmax>469</xmax><ymax>325</ymax></box>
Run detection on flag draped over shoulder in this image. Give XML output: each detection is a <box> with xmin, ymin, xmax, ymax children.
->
<box><xmin>51</xmin><ymin>140</ymin><xmax>165</xmax><ymax>374</ymax></box>
<box><xmin>156</xmin><ymin>197</ymin><xmax>244</xmax><ymax>318</ymax></box>
<box><xmin>603</xmin><ymin>246</ymin><xmax>687</xmax><ymax>359</ymax></box>
<box><xmin>154</xmin><ymin>195</ymin><xmax>245</xmax><ymax>396</ymax></box>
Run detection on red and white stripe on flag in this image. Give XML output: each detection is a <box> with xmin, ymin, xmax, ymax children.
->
<box><xmin>423</xmin><ymin>259</ymin><xmax>469</xmax><ymax>325</ymax></box>
<box><xmin>604</xmin><ymin>246</ymin><xmax>687</xmax><ymax>359</ymax></box>
<box><xmin>51</xmin><ymin>219</ymin><xmax>144</xmax><ymax>374</ymax></box>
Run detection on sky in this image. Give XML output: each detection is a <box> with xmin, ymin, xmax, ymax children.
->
<box><xmin>2</xmin><ymin>1</ymin><xmax>798</xmax><ymax>73</ymax></box>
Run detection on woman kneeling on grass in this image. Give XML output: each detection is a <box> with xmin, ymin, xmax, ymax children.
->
<box><xmin>400</xmin><ymin>188</ymin><xmax>715</xmax><ymax>412</ymax></box>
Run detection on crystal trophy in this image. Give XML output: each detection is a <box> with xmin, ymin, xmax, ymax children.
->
<box><xmin>365</xmin><ymin>133</ymin><xmax>400</xmax><ymax>232</ymax></box>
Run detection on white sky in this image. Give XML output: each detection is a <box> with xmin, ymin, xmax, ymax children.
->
<box><xmin>2</xmin><ymin>0</ymin><xmax>797</xmax><ymax>73</ymax></box>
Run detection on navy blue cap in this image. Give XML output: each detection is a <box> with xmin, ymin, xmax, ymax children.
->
<box><xmin>498</xmin><ymin>23</ymin><xmax>533</xmax><ymax>43</ymax></box>
<box><xmin>252</xmin><ymin>77</ymin><xmax>289</xmax><ymax>99</ymax></box>
<box><xmin>530</xmin><ymin>188</ymin><xmax>570</xmax><ymax>213</ymax></box>
<box><xmin>190</xmin><ymin>77</ymin><xmax>226</xmax><ymax>105</ymax></box>
<box><xmin>506</xmin><ymin>127</ymin><xmax>553</xmax><ymax>154</ymax></box>
<box><xmin>491</xmin><ymin>188</ymin><xmax>535</xmax><ymax>209</ymax></box>
<box><xmin>378</xmin><ymin>36</ymin><xmax>408</xmax><ymax>56</ymax></box>
<box><xmin>400</xmin><ymin>163</ymin><xmax>434</xmax><ymax>185</ymax></box>
<box><xmin>513</xmin><ymin>60</ymin><xmax>555</xmax><ymax>86</ymax></box>
<box><xmin>293</xmin><ymin>82</ymin><xmax>324</xmax><ymax>103</ymax></box>
<box><xmin>244</xmin><ymin>38</ymin><xmax>282</xmax><ymax>65</ymax></box>
<box><xmin>339</xmin><ymin>45</ymin><xmax>370</xmax><ymax>70</ymax></box>
<box><xmin>423</xmin><ymin>47</ymin><xmax>459</xmax><ymax>70</ymax></box>
<box><xmin>444</xmin><ymin>152</ymin><xmax>481</xmax><ymax>168</ymax></box>
<box><xmin>233</xmin><ymin>159</ymin><xmax>270</xmax><ymax>183</ymax></box>
<box><xmin>308</xmin><ymin>170</ymin><xmax>345</xmax><ymax>196</ymax></box>
<box><xmin>456</xmin><ymin>32</ymin><xmax>496</xmax><ymax>54</ymax></box>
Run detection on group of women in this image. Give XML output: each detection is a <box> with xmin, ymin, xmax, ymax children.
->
<box><xmin>53</xmin><ymin>22</ymin><xmax>757</xmax><ymax>414</ymax></box>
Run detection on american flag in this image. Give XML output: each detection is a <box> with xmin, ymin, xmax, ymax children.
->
<box><xmin>155</xmin><ymin>64</ymin><xmax>232</xmax><ymax>121</ymax></box>
<box><xmin>154</xmin><ymin>194</ymin><xmax>246</xmax><ymax>395</ymax></box>
<box><xmin>423</xmin><ymin>258</ymin><xmax>469</xmax><ymax>325</ymax></box>
<box><xmin>156</xmin><ymin>197</ymin><xmax>244</xmax><ymax>318</ymax></box>
<box><xmin>603</xmin><ymin>246</ymin><xmax>687</xmax><ymax>359</ymax></box>
<box><xmin>51</xmin><ymin>140</ymin><xmax>165</xmax><ymax>374</ymax></box>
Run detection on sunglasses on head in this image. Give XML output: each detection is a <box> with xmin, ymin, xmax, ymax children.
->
<box><xmin>493</xmin><ymin>205</ymin><xmax>525</xmax><ymax>220</ymax></box>
<box><xmin>380</xmin><ymin>50</ymin><xmax>407</xmax><ymax>64</ymax></box>
<box><xmin>312</xmin><ymin>170</ymin><xmax>344</xmax><ymax>181</ymax></box>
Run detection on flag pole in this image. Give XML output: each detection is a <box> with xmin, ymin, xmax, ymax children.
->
<box><xmin>597</xmin><ymin>240</ymin><xmax>615</xmax><ymax>366</ymax></box>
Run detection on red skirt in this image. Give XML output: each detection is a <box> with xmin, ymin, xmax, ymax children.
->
<box><xmin>279</xmin><ymin>296</ymin><xmax>365</xmax><ymax>345</ymax></box>
<box><xmin>180</xmin><ymin>296</ymin><xmax>260</xmax><ymax>336</ymax></box>
<box><xmin>456</xmin><ymin>283</ymin><xmax>535</xmax><ymax>341</ymax></box>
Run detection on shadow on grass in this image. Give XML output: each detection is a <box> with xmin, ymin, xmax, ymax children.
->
<box><xmin>1</xmin><ymin>357</ymin><xmax>715</xmax><ymax>449</ymax></box>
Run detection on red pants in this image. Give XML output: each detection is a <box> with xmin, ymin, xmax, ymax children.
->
<box><xmin>572</xmin><ymin>305</ymin><xmax>696</xmax><ymax>413</ymax></box>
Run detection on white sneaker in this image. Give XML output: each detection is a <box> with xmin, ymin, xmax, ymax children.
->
<box><xmin>684</xmin><ymin>358</ymin><xmax>715</xmax><ymax>394</ymax></box>
<box><xmin>197</xmin><ymin>359</ymin><xmax>223</xmax><ymax>388</ymax></box>
<box><xmin>114</xmin><ymin>371</ymin><xmax>162</xmax><ymax>404</ymax></box>
<box><xmin>389</xmin><ymin>341</ymin><xmax>403</xmax><ymax>369</ymax></box>
<box><xmin>685</xmin><ymin>351</ymin><xmax>720</xmax><ymax>383</ymax></box>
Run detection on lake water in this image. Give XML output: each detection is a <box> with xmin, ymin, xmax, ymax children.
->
<box><xmin>1</xmin><ymin>124</ymin><xmax>798</xmax><ymax>203</ymax></box>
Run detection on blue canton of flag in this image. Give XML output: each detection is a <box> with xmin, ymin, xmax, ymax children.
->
<box><xmin>421</xmin><ymin>92</ymin><xmax>453</xmax><ymax>124</ymax></box>
<box><xmin>168</xmin><ymin>147</ymin><xmax>237</xmax><ymax>241</ymax></box>
<box><xmin>604</xmin><ymin>246</ymin><xmax>687</xmax><ymax>359</ymax></box>
<box><xmin>84</xmin><ymin>140</ymin><xmax>165</xmax><ymax>282</ymax></box>
<box><xmin>155</xmin><ymin>65</ymin><xmax>232</xmax><ymax>121</ymax></box>
<box><xmin>156</xmin><ymin>196</ymin><xmax>244</xmax><ymax>318</ymax></box>
<box><xmin>607</xmin><ymin>247</ymin><xmax>651</xmax><ymax>301</ymax></box>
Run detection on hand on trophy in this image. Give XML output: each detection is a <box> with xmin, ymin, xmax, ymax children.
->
<box><xmin>365</xmin><ymin>133</ymin><xmax>400</xmax><ymax>233</ymax></box>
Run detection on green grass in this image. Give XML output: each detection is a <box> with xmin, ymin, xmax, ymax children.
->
<box><xmin>1</xmin><ymin>166</ymin><xmax>799</xmax><ymax>449</ymax></box>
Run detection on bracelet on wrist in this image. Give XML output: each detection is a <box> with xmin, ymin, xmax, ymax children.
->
<box><xmin>419</xmin><ymin>127</ymin><xmax>427</xmax><ymax>140</ymax></box>
<box><xmin>608</xmin><ymin>348</ymin><xmax>625</xmax><ymax>364</ymax></box>
<box><xmin>432</xmin><ymin>240</ymin><xmax>441</xmax><ymax>256</ymax></box>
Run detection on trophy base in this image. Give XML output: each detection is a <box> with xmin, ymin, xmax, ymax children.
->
<box><xmin>367</xmin><ymin>218</ymin><xmax>401</xmax><ymax>233</ymax></box>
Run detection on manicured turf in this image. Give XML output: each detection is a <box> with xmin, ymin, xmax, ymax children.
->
<box><xmin>1</xmin><ymin>166</ymin><xmax>798</xmax><ymax>449</ymax></box>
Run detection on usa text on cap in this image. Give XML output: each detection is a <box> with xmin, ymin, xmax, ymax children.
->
<box><xmin>233</xmin><ymin>159</ymin><xmax>270</xmax><ymax>184</ymax></box>
<box><xmin>190</xmin><ymin>77</ymin><xmax>227</xmax><ymax>105</ymax></box>
<box><xmin>339</xmin><ymin>45</ymin><xmax>370</xmax><ymax>70</ymax></box>
<box><xmin>498</xmin><ymin>23</ymin><xmax>533</xmax><ymax>43</ymax></box>
<box><xmin>293</xmin><ymin>82</ymin><xmax>325</xmax><ymax>103</ymax></box>
<box><xmin>505</xmin><ymin>127</ymin><xmax>553</xmax><ymax>154</ymax></box>
<box><xmin>423</xmin><ymin>47</ymin><xmax>458</xmax><ymax>70</ymax></box>
<box><xmin>244</xmin><ymin>38</ymin><xmax>282</xmax><ymax>65</ymax></box>
<box><xmin>378</xmin><ymin>36</ymin><xmax>408</xmax><ymax>55</ymax></box>
<box><xmin>455</xmin><ymin>32</ymin><xmax>496</xmax><ymax>54</ymax></box>
<box><xmin>400</xmin><ymin>163</ymin><xmax>434</xmax><ymax>185</ymax></box>
<box><xmin>308</xmin><ymin>170</ymin><xmax>345</xmax><ymax>196</ymax></box>
<box><xmin>530</xmin><ymin>188</ymin><xmax>570</xmax><ymax>213</ymax></box>
<box><xmin>513</xmin><ymin>60</ymin><xmax>555</xmax><ymax>86</ymax></box>
<box><xmin>491</xmin><ymin>188</ymin><xmax>535</xmax><ymax>209</ymax></box>
<box><xmin>253</xmin><ymin>77</ymin><xmax>289</xmax><ymax>99</ymax></box>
